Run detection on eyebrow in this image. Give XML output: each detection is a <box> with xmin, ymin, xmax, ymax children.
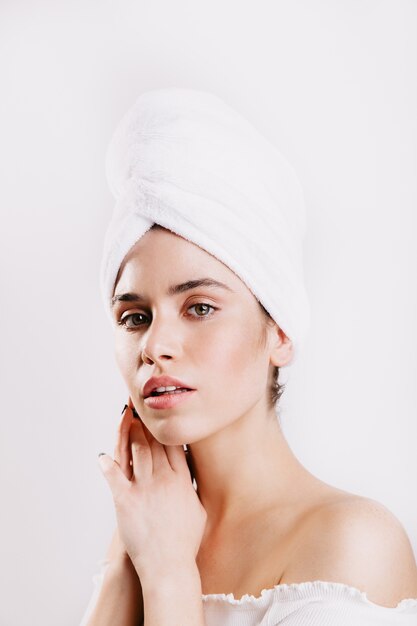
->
<box><xmin>111</xmin><ymin>278</ymin><xmax>235</xmax><ymax>308</ymax></box>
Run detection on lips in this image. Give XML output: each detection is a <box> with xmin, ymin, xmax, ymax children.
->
<box><xmin>144</xmin><ymin>389</ymin><xmax>197</xmax><ymax>410</ymax></box>
<box><xmin>142</xmin><ymin>375</ymin><xmax>195</xmax><ymax>399</ymax></box>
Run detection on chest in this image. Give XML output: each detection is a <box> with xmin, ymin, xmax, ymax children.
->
<box><xmin>196</xmin><ymin>510</ymin><xmax>303</xmax><ymax>598</ymax></box>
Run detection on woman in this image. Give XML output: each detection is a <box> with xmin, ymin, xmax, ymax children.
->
<box><xmin>80</xmin><ymin>88</ymin><xmax>417</xmax><ymax>625</ymax></box>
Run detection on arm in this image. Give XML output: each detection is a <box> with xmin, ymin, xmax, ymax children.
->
<box><xmin>82</xmin><ymin>527</ymin><xmax>144</xmax><ymax>626</ymax></box>
<box><xmin>138</xmin><ymin>560</ymin><xmax>205</xmax><ymax>626</ymax></box>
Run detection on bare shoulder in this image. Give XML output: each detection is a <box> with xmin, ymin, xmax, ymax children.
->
<box><xmin>281</xmin><ymin>493</ymin><xmax>417</xmax><ymax>608</ymax></box>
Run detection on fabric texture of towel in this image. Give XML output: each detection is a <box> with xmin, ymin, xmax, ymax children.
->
<box><xmin>99</xmin><ymin>87</ymin><xmax>311</xmax><ymax>364</ymax></box>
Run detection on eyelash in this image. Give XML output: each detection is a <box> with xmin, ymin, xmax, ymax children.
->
<box><xmin>117</xmin><ymin>302</ymin><xmax>218</xmax><ymax>331</ymax></box>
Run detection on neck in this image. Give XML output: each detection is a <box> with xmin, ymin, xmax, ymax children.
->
<box><xmin>187</xmin><ymin>402</ymin><xmax>317</xmax><ymax>531</ymax></box>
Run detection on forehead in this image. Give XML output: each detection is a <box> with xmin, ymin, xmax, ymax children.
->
<box><xmin>116</xmin><ymin>226</ymin><xmax>245</xmax><ymax>291</ymax></box>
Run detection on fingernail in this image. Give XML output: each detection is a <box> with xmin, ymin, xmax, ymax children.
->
<box><xmin>132</xmin><ymin>407</ymin><xmax>140</xmax><ymax>420</ymax></box>
<box><xmin>121</xmin><ymin>404</ymin><xmax>128</xmax><ymax>415</ymax></box>
<box><xmin>98</xmin><ymin>453</ymin><xmax>112</xmax><ymax>471</ymax></box>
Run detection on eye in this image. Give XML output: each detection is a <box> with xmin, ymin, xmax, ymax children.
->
<box><xmin>187</xmin><ymin>302</ymin><xmax>217</xmax><ymax>319</ymax></box>
<box><xmin>117</xmin><ymin>312</ymin><xmax>149</xmax><ymax>330</ymax></box>
<box><xmin>117</xmin><ymin>303</ymin><xmax>217</xmax><ymax>331</ymax></box>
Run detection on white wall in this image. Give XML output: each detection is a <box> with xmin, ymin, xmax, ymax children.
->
<box><xmin>0</xmin><ymin>1</ymin><xmax>416</xmax><ymax>625</ymax></box>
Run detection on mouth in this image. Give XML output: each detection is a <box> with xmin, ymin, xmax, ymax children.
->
<box><xmin>144</xmin><ymin>388</ymin><xmax>197</xmax><ymax>410</ymax></box>
<box><xmin>147</xmin><ymin>387</ymin><xmax>193</xmax><ymax>397</ymax></box>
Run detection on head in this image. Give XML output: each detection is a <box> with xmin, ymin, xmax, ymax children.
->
<box><xmin>111</xmin><ymin>224</ymin><xmax>293</xmax><ymax>445</ymax></box>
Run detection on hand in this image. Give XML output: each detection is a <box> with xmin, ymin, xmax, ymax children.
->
<box><xmin>104</xmin><ymin>401</ymin><xmax>136</xmax><ymax>564</ymax></box>
<box><xmin>105</xmin><ymin>399</ymin><xmax>195</xmax><ymax>564</ymax></box>
<box><xmin>98</xmin><ymin>398</ymin><xmax>207</xmax><ymax>580</ymax></box>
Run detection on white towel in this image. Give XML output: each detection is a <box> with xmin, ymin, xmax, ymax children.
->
<box><xmin>100</xmin><ymin>87</ymin><xmax>310</xmax><ymax>363</ymax></box>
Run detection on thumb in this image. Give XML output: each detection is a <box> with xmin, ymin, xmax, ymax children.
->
<box><xmin>98</xmin><ymin>453</ymin><xmax>127</xmax><ymax>498</ymax></box>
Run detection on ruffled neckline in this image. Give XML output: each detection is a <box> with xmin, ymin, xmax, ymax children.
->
<box><xmin>201</xmin><ymin>579</ymin><xmax>417</xmax><ymax>611</ymax></box>
<box><xmin>97</xmin><ymin>561</ymin><xmax>417</xmax><ymax>612</ymax></box>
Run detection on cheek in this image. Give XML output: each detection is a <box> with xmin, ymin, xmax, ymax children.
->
<box><xmin>114</xmin><ymin>334</ymin><xmax>137</xmax><ymax>378</ymax></box>
<box><xmin>205</xmin><ymin>323</ymin><xmax>264</xmax><ymax>384</ymax></box>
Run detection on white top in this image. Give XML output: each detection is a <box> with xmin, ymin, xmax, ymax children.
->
<box><xmin>79</xmin><ymin>559</ymin><xmax>417</xmax><ymax>625</ymax></box>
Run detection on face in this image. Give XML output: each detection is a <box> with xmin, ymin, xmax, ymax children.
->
<box><xmin>111</xmin><ymin>226</ymin><xmax>281</xmax><ymax>446</ymax></box>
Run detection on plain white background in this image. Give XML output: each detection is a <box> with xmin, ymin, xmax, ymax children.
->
<box><xmin>0</xmin><ymin>2</ymin><xmax>416</xmax><ymax>625</ymax></box>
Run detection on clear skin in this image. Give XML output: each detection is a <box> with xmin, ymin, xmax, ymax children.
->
<box><xmin>99</xmin><ymin>398</ymin><xmax>207</xmax><ymax>577</ymax></box>
<box><xmin>105</xmin><ymin>227</ymin><xmax>325</xmax><ymax>557</ymax></box>
<box><xmin>95</xmin><ymin>226</ymin><xmax>417</xmax><ymax>620</ymax></box>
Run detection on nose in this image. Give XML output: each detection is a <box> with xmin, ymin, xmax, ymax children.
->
<box><xmin>140</xmin><ymin>318</ymin><xmax>182</xmax><ymax>365</ymax></box>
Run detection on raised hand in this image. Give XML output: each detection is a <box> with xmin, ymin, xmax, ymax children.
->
<box><xmin>98</xmin><ymin>399</ymin><xmax>207</xmax><ymax>583</ymax></box>
<box><xmin>103</xmin><ymin>400</ymin><xmax>136</xmax><ymax>563</ymax></box>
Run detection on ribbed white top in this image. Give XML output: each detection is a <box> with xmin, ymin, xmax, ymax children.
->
<box><xmin>79</xmin><ymin>559</ymin><xmax>417</xmax><ymax>625</ymax></box>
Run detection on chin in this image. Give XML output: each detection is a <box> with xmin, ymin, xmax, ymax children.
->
<box><xmin>146</xmin><ymin>416</ymin><xmax>208</xmax><ymax>447</ymax></box>
<box><xmin>141</xmin><ymin>418</ymin><xmax>187</xmax><ymax>446</ymax></box>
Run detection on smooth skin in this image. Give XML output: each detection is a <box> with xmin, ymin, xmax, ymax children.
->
<box><xmin>89</xmin><ymin>398</ymin><xmax>203</xmax><ymax>626</ymax></box>
<box><xmin>93</xmin><ymin>225</ymin><xmax>417</xmax><ymax>625</ymax></box>
<box><xmin>99</xmin><ymin>402</ymin><xmax>206</xmax><ymax>576</ymax></box>
<box><xmin>99</xmin><ymin>396</ymin><xmax>205</xmax><ymax>625</ymax></box>
<box><xmin>85</xmin><ymin>401</ymin><xmax>145</xmax><ymax>626</ymax></box>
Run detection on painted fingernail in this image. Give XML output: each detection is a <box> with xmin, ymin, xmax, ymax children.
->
<box><xmin>132</xmin><ymin>407</ymin><xmax>140</xmax><ymax>420</ymax></box>
<box><xmin>121</xmin><ymin>404</ymin><xmax>128</xmax><ymax>415</ymax></box>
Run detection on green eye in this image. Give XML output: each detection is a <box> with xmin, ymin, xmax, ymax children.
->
<box><xmin>189</xmin><ymin>303</ymin><xmax>215</xmax><ymax>317</ymax></box>
<box><xmin>117</xmin><ymin>302</ymin><xmax>218</xmax><ymax>331</ymax></box>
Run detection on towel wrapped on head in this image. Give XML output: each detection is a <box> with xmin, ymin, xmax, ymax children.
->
<box><xmin>100</xmin><ymin>87</ymin><xmax>310</xmax><ymax>365</ymax></box>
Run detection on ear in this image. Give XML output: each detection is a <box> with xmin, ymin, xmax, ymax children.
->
<box><xmin>269</xmin><ymin>324</ymin><xmax>294</xmax><ymax>367</ymax></box>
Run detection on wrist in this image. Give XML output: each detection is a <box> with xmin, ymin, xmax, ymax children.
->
<box><xmin>137</xmin><ymin>558</ymin><xmax>201</xmax><ymax>593</ymax></box>
<box><xmin>106</xmin><ymin>554</ymin><xmax>142</xmax><ymax>586</ymax></box>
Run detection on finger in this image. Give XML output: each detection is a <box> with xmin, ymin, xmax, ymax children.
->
<box><xmin>130</xmin><ymin>417</ymin><xmax>169</xmax><ymax>476</ymax></box>
<box><xmin>128</xmin><ymin>408</ymin><xmax>153</xmax><ymax>480</ymax></box>
<box><xmin>128</xmin><ymin>400</ymin><xmax>170</xmax><ymax>475</ymax></box>
<box><xmin>148</xmin><ymin>436</ymin><xmax>171</xmax><ymax>474</ymax></box>
<box><xmin>164</xmin><ymin>444</ymin><xmax>193</xmax><ymax>478</ymax></box>
<box><xmin>114</xmin><ymin>404</ymin><xmax>133</xmax><ymax>480</ymax></box>
<box><xmin>98</xmin><ymin>453</ymin><xmax>130</xmax><ymax>500</ymax></box>
<box><xmin>128</xmin><ymin>398</ymin><xmax>154</xmax><ymax>445</ymax></box>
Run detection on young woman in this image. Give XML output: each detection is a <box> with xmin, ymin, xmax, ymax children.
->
<box><xmin>79</xmin><ymin>88</ymin><xmax>417</xmax><ymax>625</ymax></box>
